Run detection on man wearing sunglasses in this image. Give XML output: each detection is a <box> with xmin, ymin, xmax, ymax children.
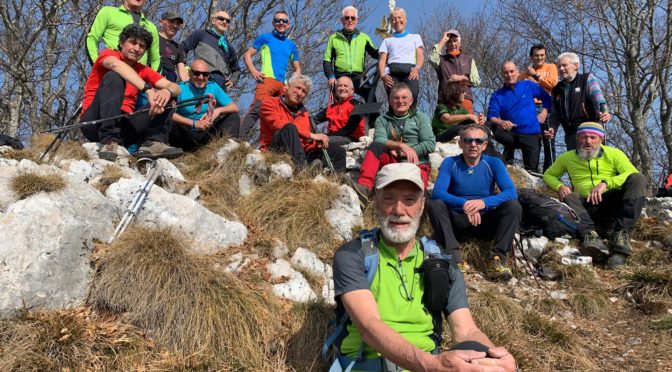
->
<box><xmin>241</xmin><ymin>10</ymin><xmax>301</xmax><ymax>139</ymax></box>
<box><xmin>488</xmin><ymin>61</ymin><xmax>551</xmax><ymax>172</ymax></box>
<box><xmin>169</xmin><ymin>60</ymin><xmax>240</xmax><ymax>151</ymax></box>
<box><xmin>323</xmin><ymin>6</ymin><xmax>378</xmax><ymax>99</ymax></box>
<box><xmin>428</xmin><ymin>124</ymin><xmax>521</xmax><ymax>281</ymax></box>
<box><xmin>181</xmin><ymin>10</ymin><xmax>241</xmax><ymax>91</ymax></box>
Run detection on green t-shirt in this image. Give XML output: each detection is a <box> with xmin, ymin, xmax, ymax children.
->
<box><xmin>431</xmin><ymin>103</ymin><xmax>468</xmax><ymax>137</ymax></box>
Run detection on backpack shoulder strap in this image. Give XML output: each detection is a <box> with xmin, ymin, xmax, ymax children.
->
<box><xmin>360</xmin><ymin>228</ymin><xmax>380</xmax><ymax>285</ymax></box>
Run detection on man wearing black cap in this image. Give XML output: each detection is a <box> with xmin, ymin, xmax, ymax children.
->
<box><xmin>158</xmin><ymin>11</ymin><xmax>188</xmax><ymax>83</ymax></box>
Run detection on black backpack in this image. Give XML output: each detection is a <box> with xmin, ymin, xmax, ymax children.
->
<box><xmin>518</xmin><ymin>188</ymin><xmax>579</xmax><ymax>239</ymax></box>
<box><xmin>0</xmin><ymin>134</ymin><xmax>23</xmax><ymax>150</ymax></box>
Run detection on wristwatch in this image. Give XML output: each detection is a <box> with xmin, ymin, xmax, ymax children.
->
<box><xmin>141</xmin><ymin>82</ymin><xmax>152</xmax><ymax>93</ymax></box>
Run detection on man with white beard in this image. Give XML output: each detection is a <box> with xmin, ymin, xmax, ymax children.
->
<box><xmin>331</xmin><ymin>163</ymin><xmax>516</xmax><ymax>372</ymax></box>
<box><xmin>543</xmin><ymin>122</ymin><xmax>647</xmax><ymax>268</ymax></box>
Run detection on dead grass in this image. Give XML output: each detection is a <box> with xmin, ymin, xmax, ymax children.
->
<box><xmin>628</xmin><ymin>245</ymin><xmax>671</xmax><ymax>267</ymax></box>
<box><xmin>1</xmin><ymin>149</ymin><xmax>40</xmax><ymax>163</ymax></box>
<box><xmin>468</xmin><ymin>289</ymin><xmax>596</xmax><ymax>370</ymax></box>
<box><xmin>633</xmin><ymin>217</ymin><xmax>672</xmax><ymax>244</ymax></box>
<box><xmin>89</xmin><ymin>226</ymin><xmax>283</xmax><ymax>369</ymax></box>
<box><xmin>622</xmin><ymin>267</ymin><xmax>672</xmax><ymax>300</ymax></box>
<box><xmin>540</xmin><ymin>250</ymin><xmax>598</xmax><ymax>287</ymax></box>
<box><xmin>569</xmin><ymin>290</ymin><xmax>610</xmax><ymax>319</ymax></box>
<box><xmin>650</xmin><ymin>315</ymin><xmax>672</xmax><ymax>332</ymax></box>
<box><xmin>0</xmin><ymin>308</ymin><xmax>187</xmax><ymax>371</ymax></box>
<box><xmin>2</xmin><ymin>134</ymin><xmax>88</xmax><ymax>163</ymax></box>
<box><xmin>533</xmin><ymin>297</ymin><xmax>568</xmax><ymax>316</ymax></box>
<box><xmin>10</xmin><ymin>171</ymin><xmax>66</xmax><ymax>200</ymax></box>
<box><xmin>238</xmin><ymin>177</ymin><xmax>341</xmax><ymax>259</ymax></box>
<box><xmin>94</xmin><ymin>164</ymin><xmax>124</xmax><ymax>193</ymax></box>
<box><xmin>285</xmin><ymin>302</ymin><xmax>334</xmax><ymax>371</ymax></box>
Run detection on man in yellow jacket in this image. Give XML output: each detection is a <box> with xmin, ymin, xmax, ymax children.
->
<box><xmin>543</xmin><ymin>122</ymin><xmax>647</xmax><ymax>268</ymax></box>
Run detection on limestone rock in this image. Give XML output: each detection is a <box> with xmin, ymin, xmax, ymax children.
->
<box><xmin>521</xmin><ymin>236</ymin><xmax>548</xmax><ymax>261</ymax></box>
<box><xmin>507</xmin><ymin>165</ymin><xmax>546</xmax><ymax>189</ymax></box>
<box><xmin>270</xmin><ymin>161</ymin><xmax>293</xmax><ymax>180</ymax></box>
<box><xmin>106</xmin><ymin>177</ymin><xmax>247</xmax><ymax>255</ymax></box>
<box><xmin>0</xmin><ymin>160</ymin><xmax>65</xmax><ymax>212</ymax></box>
<box><xmin>435</xmin><ymin>142</ymin><xmax>462</xmax><ymax>158</ymax></box>
<box><xmin>267</xmin><ymin>259</ymin><xmax>317</xmax><ymax>302</ymax></box>
<box><xmin>238</xmin><ymin>173</ymin><xmax>255</xmax><ymax>197</ymax></box>
<box><xmin>155</xmin><ymin>158</ymin><xmax>186</xmax><ymax>193</ymax></box>
<box><xmin>215</xmin><ymin>139</ymin><xmax>240</xmax><ymax>163</ymax></box>
<box><xmin>0</xmin><ymin>173</ymin><xmax>116</xmax><ymax>318</ymax></box>
<box><xmin>325</xmin><ymin>184</ymin><xmax>363</xmax><ymax>241</ymax></box>
<box><xmin>272</xmin><ymin>238</ymin><xmax>289</xmax><ymax>259</ymax></box>
<box><xmin>429</xmin><ymin>152</ymin><xmax>444</xmax><ymax>172</ymax></box>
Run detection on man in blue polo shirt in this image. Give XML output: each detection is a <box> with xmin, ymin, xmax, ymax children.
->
<box><xmin>169</xmin><ymin>60</ymin><xmax>240</xmax><ymax>151</ymax></box>
<box><xmin>487</xmin><ymin>61</ymin><xmax>551</xmax><ymax>172</ymax></box>
<box><xmin>241</xmin><ymin>10</ymin><xmax>301</xmax><ymax>140</ymax></box>
<box><xmin>427</xmin><ymin>124</ymin><xmax>521</xmax><ymax>281</ymax></box>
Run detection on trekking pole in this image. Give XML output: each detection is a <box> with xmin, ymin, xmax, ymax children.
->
<box><xmin>107</xmin><ymin>159</ymin><xmax>163</xmax><ymax>244</ymax></box>
<box><xmin>42</xmin><ymin>96</ymin><xmax>212</xmax><ymax>134</ymax></box>
<box><xmin>308</xmin><ymin>115</ymin><xmax>338</xmax><ymax>175</ymax></box>
<box><xmin>40</xmin><ymin>103</ymin><xmax>83</xmax><ymax>162</ymax></box>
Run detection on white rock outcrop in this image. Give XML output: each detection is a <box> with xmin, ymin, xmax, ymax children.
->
<box><xmin>325</xmin><ymin>184</ymin><xmax>363</xmax><ymax>241</ymax></box>
<box><xmin>267</xmin><ymin>259</ymin><xmax>317</xmax><ymax>303</ymax></box>
<box><xmin>291</xmin><ymin>248</ymin><xmax>335</xmax><ymax>304</ymax></box>
<box><xmin>106</xmin><ymin>177</ymin><xmax>247</xmax><ymax>255</ymax></box>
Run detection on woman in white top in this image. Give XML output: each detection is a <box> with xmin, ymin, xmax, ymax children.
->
<box><xmin>378</xmin><ymin>8</ymin><xmax>424</xmax><ymax>107</ymax></box>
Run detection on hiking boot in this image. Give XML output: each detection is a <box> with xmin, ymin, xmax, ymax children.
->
<box><xmin>609</xmin><ymin>230</ymin><xmax>633</xmax><ymax>255</ymax></box>
<box><xmin>309</xmin><ymin>158</ymin><xmax>324</xmax><ymax>172</ymax></box>
<box><xmin>607</xmin><ymin>253</ymin><xmax>627</xmax><ymax>269</ymax></box>
<box><xmin>98</xmin><ymin>141</ymin><xmax>130</xmax><ymax>161</ymax></box>
<box><xmin>580</xmin><ymin>231</ymin><xmax>609</xmax><ymax>263</ymax></box>
<box><xmin>486</xmin><ymin>256</ymin><xmax>512</xmax><ymax>282</ymax></box>
<box><xmin>136</xmin><ymin>141</ymin><xmax>183</xmax><ymax>159</ymax></box>
<box><xmin>352</xmin><ymin>182</ymin><xmax>372</xmax><ymax>204</ymax></box>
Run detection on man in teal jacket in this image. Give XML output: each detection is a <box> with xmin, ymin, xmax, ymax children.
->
<box><xmin>355</xmin><ymin>83</ymin><xmax>436</xmax><ymax>200</ymax></box>
<box><xmin>86</xmin><ymin>0</ymin><xmax>160</xmax><ymax>71</ymax></box>
<box><xmin>323</xmin><ymin>5</ymin><xmax>378</xmax><ymax>98</ymax></box>
<box><xmin>543</xmin><ymin>122</ymin><xmax>647</xmax><ymax>268</ymax></box>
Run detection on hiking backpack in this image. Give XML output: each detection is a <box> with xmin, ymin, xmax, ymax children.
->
<box><xmin>517</xmin><ymin>188</ymin><xmax>579</xmax><ymax>239</ymax></box>
<box><xmin>321</xmin><ymin>228</ymin><xmax>452</xmax><ymax>371</ymax></box>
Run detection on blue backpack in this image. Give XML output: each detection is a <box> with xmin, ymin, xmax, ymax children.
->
<box><xmin>322</xmin><ymin>228</ymin><xmax>452</xmax><ymax>371</ymax></box>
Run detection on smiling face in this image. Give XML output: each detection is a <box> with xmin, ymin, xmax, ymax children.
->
<box><xmin>190</xmin><ymin>60</ymin><xmax>210</xmax><ymax>89</ymax></box>
<box><xmin>447</xmin><ymin>35</ymin><xmax>461</xmax><ymax>52</ymax></box>
<box><xmin>211</xmin><ymin>11</ymin><xmax>231</xmax><ymax>34</ymax></box>
<box><xmin>557</xmin><ymin>57</ymin><xmax>579</xmax><ymax>81</ymax></box>
<box><xmin>119</xmin><ymin>37</ymin><xmax>147</xmax><ymax>63</ymax></box>
<box><xmin>285</xmin><ymin>80</ymin><xmax>308</xmax><ymax>106</ymax></box>
<box><xmin>273</xmin><ymin>12</ymin><xmax>290</xmax><ymax>34</ymax></box>
<box><xmin>123</xmin><ymin>0</ymin><xmax>145</xmax><ymax>12</ymax></box>
<box><xmin>459</xmin><ymin>127</ymin><xmax>488</xmax><ymax>162</ymax></box>
<box><xmin>530</xmin><ymin>48</ymin><xmax>546</xmax><ymax>69</ymax></box>
<box><xmin>376</xmin><ymin>180</ymin><xmax>424</xmax><ymax>246</ymax></box>
<box><xmin>160</xmin><ymin>18</ymin><xmax>182</xmax><ymax>39</ymax></box>
<box><xmin>341</xmin><ymin>8</ymin><xmax>358</xmax><ymax>32</ymax></box>
<box><xmin>390</xmin><ymin>10</ymin><xmax>406</xmax><ymax>33</ymax></box>
<box><xmin>389</xmin><ymin>87</ymin><xmax>413</xmax><ymax>116</ymax></box>
<box><xmin>501</xmin><ymin>62</ymin><xmax>519</xmax><ymax>86</ymax></box>
<box><xmin>335</xmin><ymin>77</ymin><xmax>354</xmax><ymax>101</ymax></box>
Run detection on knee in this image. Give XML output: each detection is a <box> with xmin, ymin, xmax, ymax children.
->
<box><xmin>366</xmin><ymin>141</ymin><xmax>387</xmax><ymax>157</ymax></box>
<box><xmin>563</xmin><ymin>192</ymin><xmax>582</xmax><ymax>203</ymax></box>
<box><xmin>279</xmin><ymin>123</ymin><xmax>299</xmax><ymax>135</ymax></box>
<box><xmin>625</xmin><ymin>173</ymin><xmax>647</xmax><ymax>188</ymax></box>
<box><xmin>427</xmin><ymin>199</ymin><xmax>446</xmax><ymax>213</ymax></box>
<box><xmin>101</xmin><ymin>71</ymin><xmax>125</xmax><ymax>87</ymax></box>
<box><xmin>501</xmin><ymin>200</ymin><xmax>522</xmax><ymax>217</ymax></box>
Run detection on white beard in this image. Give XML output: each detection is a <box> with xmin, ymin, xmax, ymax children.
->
<box><xmin>577</xmin><ymin>145</ymin><xmax>600</xmax><ymax>161</ymax></box>
<box><xmin>378</xmin><ymin>212</ymin><xmax>421</xmax><ymax>245</ymax></box>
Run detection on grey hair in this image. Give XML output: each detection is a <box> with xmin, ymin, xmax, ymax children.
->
<box><xmin>342</xmin><ymin>6</ymin><xmax>358</xmax><ymax>18</ymax></box>
<box><xmin>459</xmin><ymin>124</ymin><xmax>489</xmax><ymax>140</ymax></box>
<box><xmin>502</xmin><ymin>60</ymin><xmax>518</xmax><ymax>71</ymax></box>
<box><xmin>391</xmin><ymin>7</ymin><xmax>406</xmax><ymax>17</ymax></box>
<box><xmin>557</xmin><ymin>52</ymin><xmax>580</xmax><ymax>65</ymax></box>
<box><xmin>287</xmin><ymin>73</ymin><xmax>313</xmax><ymax>92</ymax></box>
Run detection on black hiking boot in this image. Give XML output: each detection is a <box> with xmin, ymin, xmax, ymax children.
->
<box><xmin>580</xmin><ymin>231</ymin><xmax>609</xmax><ymax>264</ymax></box>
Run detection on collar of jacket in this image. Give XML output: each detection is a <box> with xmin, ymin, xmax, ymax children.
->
<box><xmin>118</xmin><ymin>4</ymin><xmax>145</xmax><ymax>20</ymax></box>
<box><xmin>337</xmin><ymin>28</ymin><xmax>360</xmax><ymax>38</ymax></box>
<box><xmin>280</xmin><ymin>97</ymin><xmax>308</xmax><ymax>115</ymax></box>
<box><xmin>382</xmin><ymin>109</ymin><xmax>416</xmax><ymax>120</ymax></box>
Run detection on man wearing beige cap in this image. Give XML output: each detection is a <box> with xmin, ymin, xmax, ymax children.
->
<box><xmin>330</xmin><ymin>163</ymin><xmax>516</xmax><ymax>371</ymax></box>
<box><xmin>543</xmin><ymin>122</ymin><xmax>647</xmax><ymax>268</ymax></box>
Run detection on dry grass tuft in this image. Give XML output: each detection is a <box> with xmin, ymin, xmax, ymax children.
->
<box><xmin>239</xmin><ymin>177</ymin><xmax>341</xmax><ymax>259</ymax></box>
<box><xmin>90</xmin><ymin>226</ymin><xmax>282</xmax><ymax>369</ymax></box>
<box><xmin>179</xmin><ymin>139</ymin><xmax>253</xmax><ymax>219</ymax></box>
<box><xmin>622</xmin><ymin>267</ymin><xmax>672</xmax><ymax>300</ymax></box>
<box><xmin>460</xmin><ymin>240</ymin><xmax>491</xmax><ymax>270</ymax></box>
<box><xmin>285</xmin><ymin>302</ymin><xmax>334</xmax><ymax>371</ymax></box>
<box><xmin>569</xmin><ymin>290</ymin><xmax>610</xmax><ymax>319</ymax></box>
<box><xmin>533</xmin><ymin>297</ymin><xmax>568</xmax><ymax>316</ymax></box>
<box><xmin>628</xmin><ymin>245</ymin><xmax>671</xmax><ymax>267</ymax></box>
<box><xmin>10</xmin><ymin>171</ymin><xmax>66</xmax><ymax>200</ymax></box>
<box><xmin>521</xmin><ymin>311</ymin><xmax>573</xmax><ymax>346</ymax></box>
<box><xmin>0</xmin><ymin>308</ymin><xmax>186</xmax><ymax>371</ymax></box>
<box><xmin>650</xmin><ymin>315</ymin><xmax>672</xmax><ymax>332</ymax></box>
<box><xmin>56</xmin><ymin>140</ymin><xmax>90</xmax><ymax>161</ymax></box>
<box><xmin>1</xmin><ymin>149</ymin><xmax>40</xmax><ymax>163</ymax></box>
<box><xmin>633</xmin><ymin>217</ymin><xmax>672</xmax><ymax>244</ymax></box>
<box><xmin>95</xmin><ymin>164</ymin><xmax>124</xmax><ymax>193</ymax></box>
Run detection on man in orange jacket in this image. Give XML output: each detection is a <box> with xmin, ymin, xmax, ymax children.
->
<box><xmin>260</xmin><ymin>74</ymin><xmax>346</xmax><ymax>170</ymax></box>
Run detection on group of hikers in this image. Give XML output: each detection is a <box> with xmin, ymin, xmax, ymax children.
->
<box><xmin>79</xmin><ymin>2</ymin><xmax>651</xmax><ymax>371</ymax></box>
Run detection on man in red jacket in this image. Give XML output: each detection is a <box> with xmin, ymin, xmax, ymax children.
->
<box><xmin>260</xmin><ymin>74</ymin><xmax>346</xmax><ymax>170</ymax></box>
<box><xmin>313</xmin><ymin>76</ymin><xmax>366</xmax><ymax>147</ymax></box>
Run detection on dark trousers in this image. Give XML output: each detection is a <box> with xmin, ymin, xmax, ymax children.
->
<box><xmin>536</xmin><ymin>103</ymin><xmax>555</xmax><ymax>171</ymax></box>
<box><xmin>563</xmin><ymin>173</ymin><xmax>647</xmax><ymax>254</ymax></box>
<box><xmin>563</xmin><ymin>125</ymin><xmax>578</xmax><ymax>151</ymax></box>
<box><xmin>271</xmin><ymin>124</ymin><xmax>346</xmax><ymax>171</ymax></box>
<box><xmin>427</xmin><ymin>199</ymin><xmax>522</xmax><ymax>263</ymax></box>
<box><xmin>385</xmin><ymin>73</ymin><xmax>420</xmax><ymax>108</ymax></box>
<box><xmin>436</xmin><ymin>123</ymin><xmax>502</xmax><ymax>159</ymax></box>
<box><xmin>492</xmin><ymin>125</ymin><xmax>541</xmax><ymax>172</ymax></box>
<box><xmin>80</xmin><ymin>71</ymin><xmax>170</xmax><ymax>146</ymax></box>
<box><xmin>327</xmin><ymin>135</ymin><xmax>352</xmax><ymax>147</ymax></box>
<box><xmin>169</xmin><ymin>113</ymin><xmax>240</xmax><ymax>151</ymax></box>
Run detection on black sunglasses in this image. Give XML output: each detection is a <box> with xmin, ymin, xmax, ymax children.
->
<box><xmin>215</xmin><ymin>16</ymin><xmax>231</xmax><ymax>23</ymax></box>
<box><xmin>191</xmin><ymin>70</ymin><xmax>210</xmax><ymax>77</ymax></box>
<box><xmin>273</xmin><ymin>18</ymin><xmax>289</xmax><ymax>24</ymax></box>
<box><xmin>461</xmin><ymin>137</ymin><xmax>487</xmax><ymax>145</ymax></box>
<box><xmin>343</xmin><ymin>16</ymin><xmax>357</xmax><ymax>21</ymax></box>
